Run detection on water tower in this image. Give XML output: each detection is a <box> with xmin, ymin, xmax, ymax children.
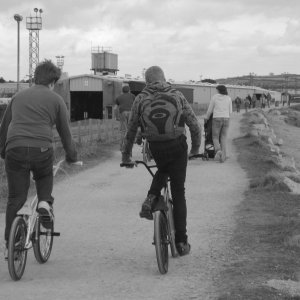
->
<box><xmin>91</xmin><ymin>46</ymin><xmax>118</xmax><ymax>75</ymax></box>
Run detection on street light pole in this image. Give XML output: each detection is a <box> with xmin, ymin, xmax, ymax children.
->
<box><xmin>14</xmin><ymin>14</ymin><xmax>23</xmax><ymax>92</ymax></box>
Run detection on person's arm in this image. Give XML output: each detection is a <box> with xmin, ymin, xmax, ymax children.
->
<box><xmin>55</xmin><ymin>100</ymin><xmax>77</xmax><ymax>162</ymax></box>
<box><xmin>121</xmin><ymin>96</ymin><xmax>140</xmax><ymax>162</ymax></box>
<box><xmin>180</xmin><ymin>95</ymin><xmax>201</xmax><ymax>155</ymax></box>
<box><xmin>0</xmin><ymin>101</ymin><xmax>12</xmax><ymax>159</ymax></box>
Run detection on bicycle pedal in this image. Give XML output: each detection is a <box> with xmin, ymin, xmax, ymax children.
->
<box><xmin>52</xmin><ymin>232</ymin><xmax>60</xmax><ymax>236</ymax></box>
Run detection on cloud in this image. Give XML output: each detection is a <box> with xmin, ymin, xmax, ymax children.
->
<box><xmin>1</xmin><ymin>0</ymin><xmax>300</xmax><ymax>81</ymax></box>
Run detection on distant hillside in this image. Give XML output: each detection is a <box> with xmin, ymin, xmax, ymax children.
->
<box><xmin>216</xmin><ymin>73</ymin><xmax>300</xmax><ymax>94</ymax></box>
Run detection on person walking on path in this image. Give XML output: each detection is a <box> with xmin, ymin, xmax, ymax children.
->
<box><xmin>0</xmin><ymin>59</ymin><xmax>78</xmax><ymax>260</ymax></box>
<box><xmin>266</xmin><ymin>92</ymin><xmax>272</xmax><ymax>108</ymax></box>
<box><xmin>205</xmin><ymin>84</ymin><xmax>232</xmax><ymax>163</ymax></box>
<box><xmin>121</xmin><ymin>66</ymin><xmax>201</xmax><ymax>256</ymax></box>
<box><xmin>234</xmin><ymin>96</ymin><xmax>242</xmax><ymax>113</ymax></box>
<box><xmin>281</xmin><ymin>92</ymin><xmax>288</xmax><ymax>106</ymax></box>
<box><xmin>115</xmin><ymin>85</ymin><xmax>135</xmax><ymax>151</ymax></box>
<box><xmin>244</xmin><ymin>96</ymin><xmax>250</xmax><ymax>113</ymax></box>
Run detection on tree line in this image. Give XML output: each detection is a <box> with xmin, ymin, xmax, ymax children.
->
<box><xmin>0</xmin><ymin>77</ymin><xmax>30</xmax><ymax>83</ymax></box>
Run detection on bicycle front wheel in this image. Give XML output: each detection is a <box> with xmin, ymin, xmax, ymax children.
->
<box><xmin>153</xmin><ymin>211</ymin><xmax>169</xmax><ymax>274</ymax></box>
<box><xmin>166</xmin><ymin>198</ymin><xmax>177</xmax><ymax>258</ymax></box>
<box><xmin>8</xmin><ymin>216</ymin><xmax>28</xmax><ymax>281</ymax></box>
<box><xmin>33</xmin><ymin>216</ymin><xmax>54</xmax><ymax>263</ymax></box>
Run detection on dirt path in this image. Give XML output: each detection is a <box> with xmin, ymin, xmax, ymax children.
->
<box><xmin>0</xmin><ymin>113</ymin><xmax>248</xmax><ymax>299</ymax></box>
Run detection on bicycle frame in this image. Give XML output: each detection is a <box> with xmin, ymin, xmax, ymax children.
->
<box><xmin>16</xmin><ymin>159</ymin><xmax>65</xmax><ymax>248</ymax></box>
<box><xmin>16</xmin><ymin>159</ymin><xmax>82</xmax><ymax>249</ymax></box>
<box><xmin>7</xmin><ymin>159</ymin><xmax>82</xmax><ymax>280</ymax></box>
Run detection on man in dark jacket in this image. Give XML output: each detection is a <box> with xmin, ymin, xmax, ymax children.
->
<box><xmin>0</xmin><ymin>59</ymin><xmax>77</xmax><ymax>259</ymax></box>
<box><xmin>121</xmin><ymin>66</ymin><xmax>201</xmax><ymax>256</ymax></box>
<box><xmin>115</xmin><ymin>85</ymin><xmax>135</xmax><ymax>151</ymax></box>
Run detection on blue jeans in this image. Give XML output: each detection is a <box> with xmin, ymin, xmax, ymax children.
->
<box><xmin>4</xmin><ymin>147</ymin><xmax>54</xmax><ymax>242</ymax></box>
<box><xmin>148</xmin><ymin>135</ymin><xmax>188</xmax><ymax>244</ymax></box>
<box><xmin>212</xmin><ymin>118</ymin><xmax>230</xmax><ymax>157</ymax></box>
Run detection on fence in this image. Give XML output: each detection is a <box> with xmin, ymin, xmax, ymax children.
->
<box><xmin>52</xmin><ymin>118</ymin><xmax>121</xmax><ymax>152</ymax></box>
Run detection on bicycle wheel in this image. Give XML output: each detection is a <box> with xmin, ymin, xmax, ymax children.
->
<box><xmin>153</xmin><ymin>211</ymin><xmax>169</xmax><ymax>274</ymax></box>
<box><xmin>166</xmin><ymin>198</ymin><xmax>177</xmax><ymax>258</ymax></box>
<box><xmin>33</xmin><ymin>216</ymin><xmax>54</xmax><ymax>263</ymax></box>
<box><xmin>8</xmin><ymin>216</ymin><xmax>28</xmax><ymax>281</ymax></box>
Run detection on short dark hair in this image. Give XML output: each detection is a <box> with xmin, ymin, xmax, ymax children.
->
<box><xmin>122</xmin><ymin>85</ymin><xmax>130</xmax><ymax>93</ymax></box>
<box><xmin>34</xmin><ymin>59</ymin><xmax>61</xmax><ymax>86</ymax></box>
<box><xmin>216</xmin><ymin>85</ymin><xmax>228</xmax><ymax>95</ymax></box>
<box><xmin>145</xmin><ymin>66</ymin><xmax>166</xmax><ymax>84</ymax></box>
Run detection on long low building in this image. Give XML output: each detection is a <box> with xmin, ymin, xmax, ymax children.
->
<box><xmin>0</xmin><ymin>76</ymin><xmax>281</xmax><ymax>122</ymax></box>
<box><xmin>55</xmin><ymin>74</ymin><xmax>280</xmax><ymax>122</ymax></box>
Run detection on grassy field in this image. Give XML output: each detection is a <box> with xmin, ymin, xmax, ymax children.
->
<box><xmin>217</xmin><ymin>105</ymin><xmax>300</xmax><ymax>299</ymax></box>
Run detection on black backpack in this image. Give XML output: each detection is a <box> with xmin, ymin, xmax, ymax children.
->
<box><xmin>139</xmin><ymin>90</ymin><xmax>185</xmax><ymax>141</ymax></box>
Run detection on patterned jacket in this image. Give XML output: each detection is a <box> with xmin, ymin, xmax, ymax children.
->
<box><xmin>122</xmin><ymin>81</ymin><xmax>201</xmax><ymax>161</ymax></box>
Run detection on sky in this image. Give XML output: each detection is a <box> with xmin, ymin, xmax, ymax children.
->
<box><xmin>1</xmin><ymin>0</ymin><xmax>299</xmax><ymax>82</ymax></box>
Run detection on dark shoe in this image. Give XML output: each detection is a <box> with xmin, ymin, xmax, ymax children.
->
<box><xmin>176</xmin><ymin>242</ymin><xmax>191</xmax><ymax>256</ymax></box>
<box><xmin>139</xmin><ymin>194</ymin><xmax>156</xmax><ymax>220</ymax></box>
<box><xmin>38</xmin><ymin>201</ymin><xmax>54</xmax><ymax>229</ymax></box>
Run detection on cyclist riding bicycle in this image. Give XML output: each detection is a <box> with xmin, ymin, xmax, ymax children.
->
<box><xmin>0</xmin><ymin>59</ymin><xmax>78</xmax><ymax>260</ymax></box>
<box><xmin>121</xmin><ymin>66</ymin><xmax>201</xmax><ymax>256</ymax></box>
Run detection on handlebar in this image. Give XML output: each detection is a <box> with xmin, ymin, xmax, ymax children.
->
<box><xmin>120</xmin><ymin>160</ymin><xmax>156</xmax><ymax>177</ymax></box>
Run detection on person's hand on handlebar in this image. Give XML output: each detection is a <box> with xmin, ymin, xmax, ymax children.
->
<box><xmin>121</xmin><ymin>154</ymin><xmax>136</xmax><ymax>168</ymax></box>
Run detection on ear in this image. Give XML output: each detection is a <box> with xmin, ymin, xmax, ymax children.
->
<box><xmin>48</xmin><ymin>82</ymin><xmax>55</xmax><ymax>89</ymax></box>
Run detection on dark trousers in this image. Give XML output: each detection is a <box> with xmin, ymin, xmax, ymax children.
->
<box><xmin>148</xmin><ymin>135</ymin><xmax>188</xmax><ymax>244</ymax></box>
<box><xmin>4</xmin><ymin>147</ymin><xmax>54</xmax><ymax>242</ymax></box>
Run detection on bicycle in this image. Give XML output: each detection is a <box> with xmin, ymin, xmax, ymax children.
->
<box><xmin>7</xmin><ymin>159</ymin><xmax>82</xmax><ymax>281</ymax></box>
<box><xmin>120</xmin><ymin>160</ymin><xmax>177</xmax><ymax>274</ymax></box>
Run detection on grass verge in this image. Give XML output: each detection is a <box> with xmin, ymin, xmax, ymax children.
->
<box><xmin>217</xmin><ymin>109</ymin><xmax>300</xmax><ymax>300</ymax></box>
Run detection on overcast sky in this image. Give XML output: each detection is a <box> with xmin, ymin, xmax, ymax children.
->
<box><xmin>1</xmin><ymin>0</ymin><xmax>299</xmax><ymax>82</ymax></box>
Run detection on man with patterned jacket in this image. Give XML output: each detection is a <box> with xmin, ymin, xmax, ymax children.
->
<box><xmin>122</xmin><ymin>66</ymin><xmax>201</xmax><ymax>256</ymax></box>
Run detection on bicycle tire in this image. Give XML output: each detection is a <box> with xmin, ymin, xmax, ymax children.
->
<box><xmin>8</xmin><ymin>216</ymin><xmax>28</xmax><ymax>281</ymax></box>
<box><xmin>153</xmin><ymin>211</ymin><xmax>169</xmax><ymax>274</ymax></box>
<box><xmin>166</xmin><ymin>198</ymin><xmax>177</xmax><ymax>258</ymax></box>
<box><xmin>33</xmin><ymin>216</ymin><xmax>54</xmax><ymax>263</ymax></box>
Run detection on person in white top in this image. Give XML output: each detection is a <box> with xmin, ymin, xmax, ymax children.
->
<box><xmin>204</xmin><ymin>85</ymin><xmax>232</xmax><ymax>162</ymax></box>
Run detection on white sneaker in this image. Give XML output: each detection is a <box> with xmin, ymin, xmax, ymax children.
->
<box><xmin>214</xmin><ymin>150</ymin><xmax>222</xmax><ymax>162</ymax></box>
<box><xmin>37</xmin><ymin>201</ymin><xmax>54</xmax><ymax>229</ymax></box>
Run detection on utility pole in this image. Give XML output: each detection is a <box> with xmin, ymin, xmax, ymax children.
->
<box><xmin>249</xmin><ymin>72</ymin><xmax>255</xmax><ymax>86</ymax></box>
<box><xmin>14</xmin><ymin>14</ymin><xmax>23</xmax><ymax>92</ymax></box>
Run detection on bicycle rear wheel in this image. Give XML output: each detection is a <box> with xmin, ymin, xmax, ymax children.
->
<box><xmin>33</xmin><ymin>216</ymin><xmax>54</xmax><ymax>263</ymax></box>
<box><xmin>153</xmin><ymin>211</ymin><xmax>169</xmax><ymax>274</ymax></box>
<box><xmin>8</xmin><ymin>216</ymin><xmax>28</xmax><ymax>281</ymax></box>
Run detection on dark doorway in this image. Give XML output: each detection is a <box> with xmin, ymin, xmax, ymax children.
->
<box><xmin>70</xmin><ymin>91</ymin><xmax>103</xmax><ymax>121</ymax></box>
